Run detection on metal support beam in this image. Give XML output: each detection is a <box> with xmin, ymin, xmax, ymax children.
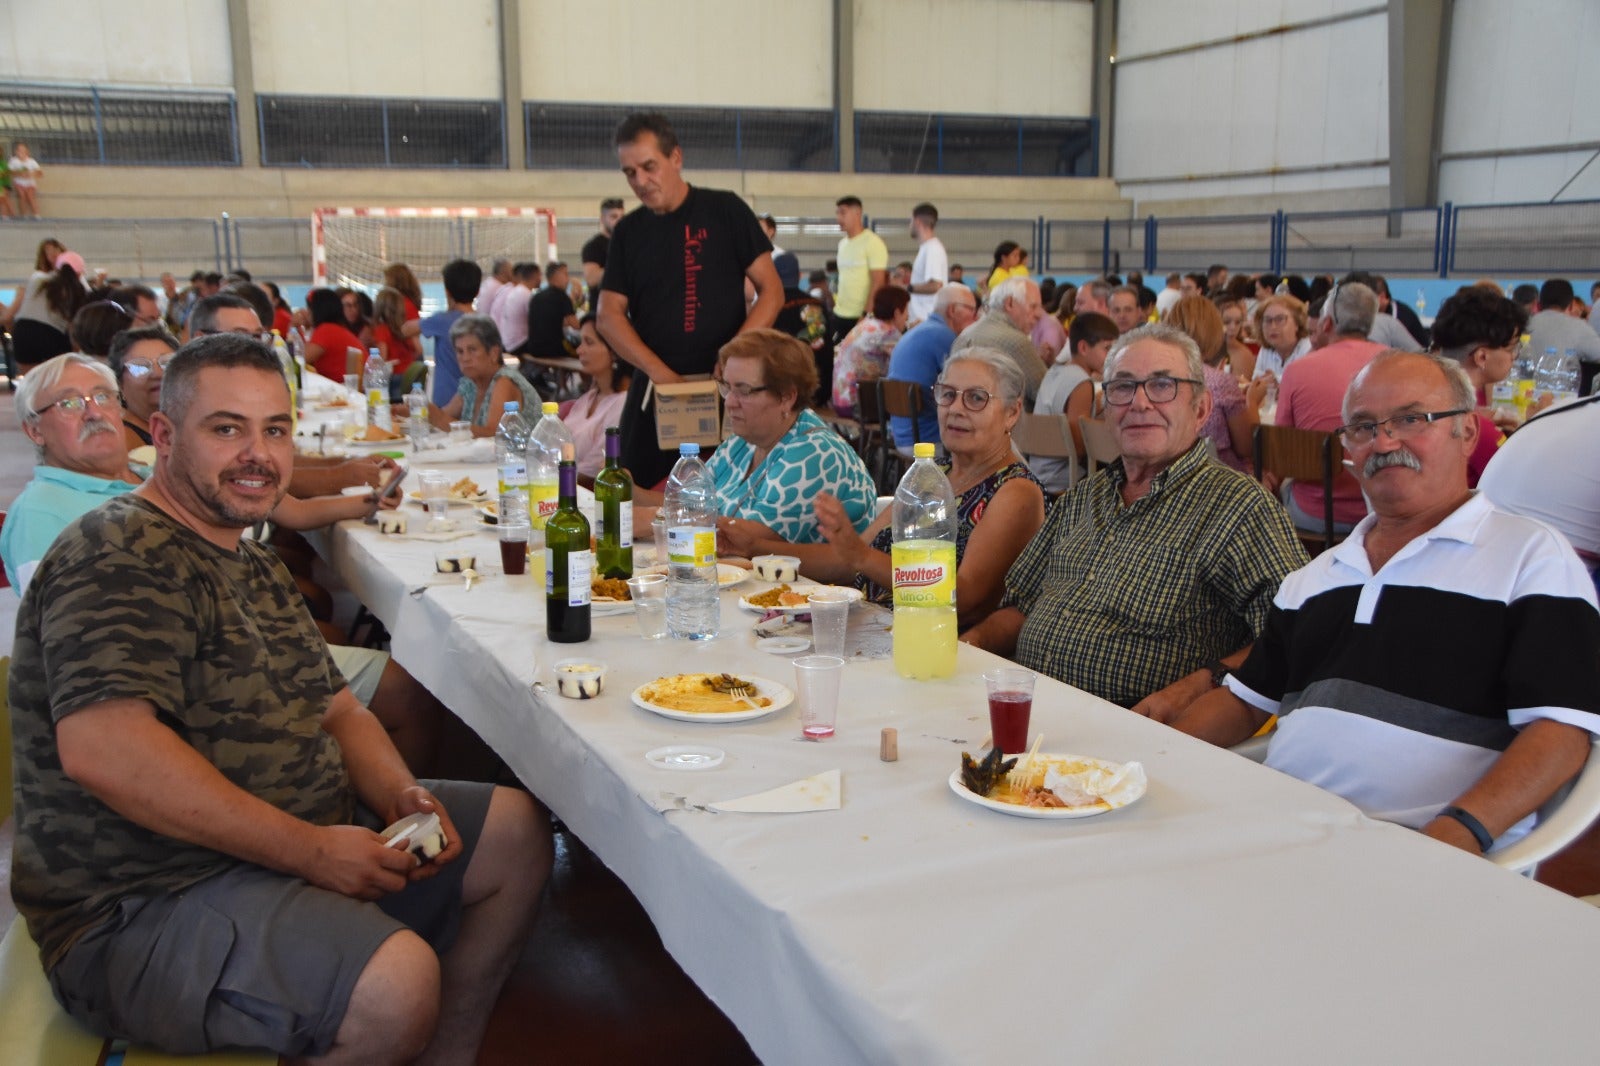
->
<box><xmin>501</xmin><ymin>0</ymin><xmax>526</xmax><ymax>170</ymax></box>
<box><xmin>226</xmin><ymin>0</ymin><xmax>259</xmax><ymax>167</ymax></box>
<box><xmin>1388</xmin><ymin>0</ymin><xmax>1450</xmax><ymax>220</ymax></box>
<box><xmin>835</xmin><ymin>0</ymin><xmax>855</xmax><ymax>173</ymax></box>
<box><xmin>1092</xmin><ymin>0</ymin><xmax>1115</xmax><ymax>179</ymax></box>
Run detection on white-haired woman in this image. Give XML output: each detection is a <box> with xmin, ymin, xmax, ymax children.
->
<box><xmin>812</xmin><ymin>347</ymin><xmax>1046</xmax><ymax>629</ymax></box>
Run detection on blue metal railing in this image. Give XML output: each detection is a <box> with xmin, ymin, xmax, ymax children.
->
<box><xmin>6</xmin><ymin>201</ymin><xmax>1600</xmax><ymax>289</ymax></box>
<box><xmin>1040</xmin><ymin>201</ymin><xmax>1597</xmax><ymax>278</ymax></box>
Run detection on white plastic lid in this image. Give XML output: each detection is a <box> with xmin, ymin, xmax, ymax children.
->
<box><xmin>913</xmin><ymin>442</ymin><xmax>936</xmax><ymax>458</ymax></box>
<box><xmin>646</xmin><ymin>745</ymin><xmax>726</xmax><ymax>771</ymax></box>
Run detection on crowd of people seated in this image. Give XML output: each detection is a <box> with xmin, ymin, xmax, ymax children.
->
<box><xmin>3</xmin><ymin>123</ymin><xmax>1600</xmax><ymax>1062</ymax></box>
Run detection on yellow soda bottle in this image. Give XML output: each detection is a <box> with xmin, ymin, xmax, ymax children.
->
<box><xmin>1513</xmin><ymin>334</ymin><xmax>1535</xmax><ymax>418</ymax></box>
<box><xmin>892</xmin><ymin>443</ymin><xmax>958</xmax><ymax>679</ymax></box>
<box><xmin>527</xmin><ymin>402</ymin><xmax>570</xmax><ymax>530</ymax></box>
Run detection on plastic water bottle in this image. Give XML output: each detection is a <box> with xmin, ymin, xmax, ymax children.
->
<box><xmin>363</xmin><ymin>348</ymin><xmax>392</xmax><ymax>431</ymax></box>
<box><xmin>271</xmin><ymin>330</ymin><xmax>298</xmax><ymax>430</ymax></box>
<box><xmin>526</xmin><ymin>401</ymin><xmax>573</xmax><ymax>531</ymax></box>
<box><xmin>405</xmin><ymin>383</ymin><xmax>429</xmax><ymax>449</ymax></box>
<box><xmin>892</xmin><ymin>442</ymin><xmax>957</xmax><ymax>679</ymax></box>
<box><xmin>1532</xmin><ymin>347</ymin><xmax>1573</xmax><ymax>407</ymax></box>
<box><xmin>1538</xmin><ymin>348</ymin><xmax>1582</xmax><ymax>406</ymax></box>
<box><xmin>663</xmin><ymin>442</ymin><xmax>719</xmax><ymax>641</ymax></box>
<box><xmin>494</xmin><ymin>400</ymin><xmax>530</xmax><ymax>509</ymax></box>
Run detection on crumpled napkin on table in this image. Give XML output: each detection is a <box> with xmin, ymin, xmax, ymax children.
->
<box><xmin>1042</xmin><ymin>761</ymin><xmax>1145</xmax><ymax>808</ymax></box>
<box><xmin>708</xmin><ymin>769</ymin><xmax>841</xmax><ymax>813</ymax></box>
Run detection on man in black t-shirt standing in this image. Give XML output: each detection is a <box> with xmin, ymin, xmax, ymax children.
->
<box><xmin>525</xmin><ymin>260</ymin><xmax>578</xmax><ymax>361</ymax></box>
<box><xmin>598</xmin><ymin>111</ymin><xmax>781</xmax><ymax>487</ymax></box>
<box><xmin>581</xmin><ymin>197</ymin><xmax>625</xmax><ymax>313</ymax></box>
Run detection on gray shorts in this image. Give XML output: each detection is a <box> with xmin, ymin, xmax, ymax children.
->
<box><xmin>48</xmin><ymin>779</ymin><xmax>494</xmax><ymax>1057</ymax></box>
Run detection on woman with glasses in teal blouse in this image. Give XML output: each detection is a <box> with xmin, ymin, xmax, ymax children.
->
<box><xmin>707</xmin><ymin>329</ymin><xmax>880</xmax><ymax>551</ymax></box>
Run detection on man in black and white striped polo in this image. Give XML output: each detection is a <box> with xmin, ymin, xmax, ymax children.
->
<box><xmin>1162</xmin><ymin>350</ymin><xmax>1600</xmax><ymax>855</ymax></box>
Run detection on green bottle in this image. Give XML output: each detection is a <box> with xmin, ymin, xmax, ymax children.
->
<box><xmin>594</xmin><ymin>426</ymin><xmax>633</xmax><ymax>579</ymax></box>
<box><xmin>544</xmin><ymin>445</ymin><xmax>591</xmax><ymax>643</ymax></box>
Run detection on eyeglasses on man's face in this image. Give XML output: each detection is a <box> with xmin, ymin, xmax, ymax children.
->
<box><xmin>1336</xmin><ymin>409</ymin><xmax>1469</xmax><ymax>448</ymax></box>
<box><xmin>123</xmin><ymin>353</ymin><xmax>175</xmax><ymax>378</ymax></box>
<box><xmin>33</xmin><ymin>389</ymin><xmax>119</xmax><ymax>417</ymax></box>
<box><xmin>1102</xmin><ymin>375</ymin><xmax>1203</xmax><ymax>406</ymax></box>
<box><xmin>932</xmin><ymin>384</ymin><xmax>992</xmax><ymax>411</ymax></box>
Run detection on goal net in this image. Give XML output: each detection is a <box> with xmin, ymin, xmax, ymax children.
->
<box><xmin>311</xmin><ymin>207</ymin><xmax>557</xmax><ymax>302</ymax></box>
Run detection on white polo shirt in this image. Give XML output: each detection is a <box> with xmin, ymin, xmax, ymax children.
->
<box><xmin>1227</xmin><ymin>493</ymin><xmax>1600</xmax><ymax>843</ymax></box>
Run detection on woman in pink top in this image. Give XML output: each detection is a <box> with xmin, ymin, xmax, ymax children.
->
<box><xmin>1430</xmin><ymin>285</ymin><xmax>1528</xmax><ymax>487</ymax></box>
<box><xmin>1167</xmin><ymin>296</ymin><xmax>1269</xmax><ymax>472</ymax></box>
<box><xmin>559</xmin><ymin>314</ymin><xmax>632</xmax><ymax>478</ymax></box>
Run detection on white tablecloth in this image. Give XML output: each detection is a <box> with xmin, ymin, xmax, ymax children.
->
<box><xmin>320</xmin><ymin>470</ymin><xmax>1600</xmax><ymax>1065</ymax></box>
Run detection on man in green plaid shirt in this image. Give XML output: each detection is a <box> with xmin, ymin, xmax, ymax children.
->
<box><xmin>965</xmin><ymin>323</ymin><xmax>1307</xmax><ymax>715</ymax></box>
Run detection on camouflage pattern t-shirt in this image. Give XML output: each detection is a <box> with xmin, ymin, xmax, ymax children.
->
<box><xmin>9</xmin><ymin>494</ymin><xmax>354</xmax><ymax>969</ymax></box>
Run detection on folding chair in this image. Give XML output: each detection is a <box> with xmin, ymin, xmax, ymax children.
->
<box><xmin>855</xmin><ymin>381</ymin><xmax>888</xmax><ymax>486</ymax></box>
<box><xmin>876</xmin><ymin>380</ymin><xmax>925</xmax><ymax>493</ymax></box>
<box><xmin>1013</xmin><ymin>411</ymin><xmax>1078</xmax><ymax>495</ymax></box>
<box><xmin>1077</xmin><ymin>417</ymin><xmax>1121</xmax><ymax>477</ymax></box>
<box><xmin>1253</xmin><ymin>424</ymin><xmax>1343</xmax><ymax>551</ymax></box>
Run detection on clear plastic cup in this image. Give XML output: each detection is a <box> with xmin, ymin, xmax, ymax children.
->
<box><xmin>983</xmin><ymin>667</ymin><xmax>1035</xmax><ymax>754</ymax></box>
<box><xmin>806</xmin><ymin>587</ymin><xmax>854</xmax><ymax>659</ymax></box>
<box><xmin>627</xmin><ymin>573</ymin><xmax>668</xmax><ymax>639</ymax></box>
<box><xmin>794</xmin><ymin>655</ymin><xmax>844</xmax><ymax>740</ymax></box>
<box><xmin>419</xmin><ymin>470</ymin><xmax>453</xmax><ymax>532</ymax></box>
<box><xmin>449</xmin><ymin>420</ymin><xmax>472</xmax><ymax>445</ymax></box>
<box><xmin>498</xmin><ymin>493</ymin><xmax>531</xmax><ymax>576</ymax></box>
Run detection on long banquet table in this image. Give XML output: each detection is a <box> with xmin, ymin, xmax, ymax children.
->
<box><xmin>318</xmin><ymin>463</ymin><xmax>1600</xmax><ymax>1065</ymax></box>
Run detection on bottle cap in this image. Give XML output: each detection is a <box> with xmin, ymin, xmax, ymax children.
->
<box><xmin>543</xmin><ymin>401</ymin><xmax>559</xmax><ymax>415</ymax></box>
<box><xmin>504</xmin><ymin>401</ymin><xmax>519</xmax><ymax>412</ymax></box>
<box><xmin>913</xmin><ymin>442</ymin><xmax>936</xmax><ymax>458</ymax></box>
<box><xmin>679</xmin><ymin>442</ymin><xmax>700</xmax><ymax>456</ymax></box>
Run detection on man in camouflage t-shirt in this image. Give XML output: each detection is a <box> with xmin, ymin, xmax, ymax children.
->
<box><xmin>9</xmin><ymin>334</ymin><xmax>552</xmax><ymax>1061</ymax></box>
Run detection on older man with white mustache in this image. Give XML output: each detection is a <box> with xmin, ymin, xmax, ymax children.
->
<box><xmin>3</xmin><ymin>353</ymin><xmax>396</xmax><ymax>593</ymax></box>
<box><xmin>1160</xmin><ymin>350</ymin><xmax>1600</xmax><ymax>856</ymax></box>
<box><xmin>3</xmin><ymin>354</ymin><xmax>139</xmax><ymax>589</ymax></box>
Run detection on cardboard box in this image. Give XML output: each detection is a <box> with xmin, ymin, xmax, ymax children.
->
<box><xmin>654</xmin><ymin>377</ymin><xmax>723</xmax><ymax>449</ymax></box>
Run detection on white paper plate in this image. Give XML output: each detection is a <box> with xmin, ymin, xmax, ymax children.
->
<box><xmin>630</xmin><ymin>675</ymin><xmax>792</xmax><ymax>724</ymax></box>
<box><xmin>645</xmin><ymin>745</ymin><xmax>726</xmax><ymax>771</ymax></box>
<box><xmin>408</xmin><ymin>491</ymin><xmax>492</xmax><ymax>507</ymax></box>
<box><xmin>756</xmin><ymin>636</ymin><xmax>811</xmax><ymax>654</ymax></box>
<box><xmin>946</xmin><ymin>755</ymin><xmax>1147</xmax><ymax>819</ymax></box>
<box><xmin>738</xmin><ymin>583</ymin><xmax>859</xmax><ymax>614</ymax></box>
<box><xmin>637</xmin><ymin>563</ymin><xmax>750</xmax><ymax>589</ymax></box>
<box><xmin>591</xmin><ymin>596</ymin><xmax>634</xmax><ymax>616</ymax></box>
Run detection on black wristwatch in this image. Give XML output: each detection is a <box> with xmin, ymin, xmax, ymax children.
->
<box><xmin>1206</xmin><ymin>659</ymin><xmax>1231</xmax><ymax>688</ymax></box>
